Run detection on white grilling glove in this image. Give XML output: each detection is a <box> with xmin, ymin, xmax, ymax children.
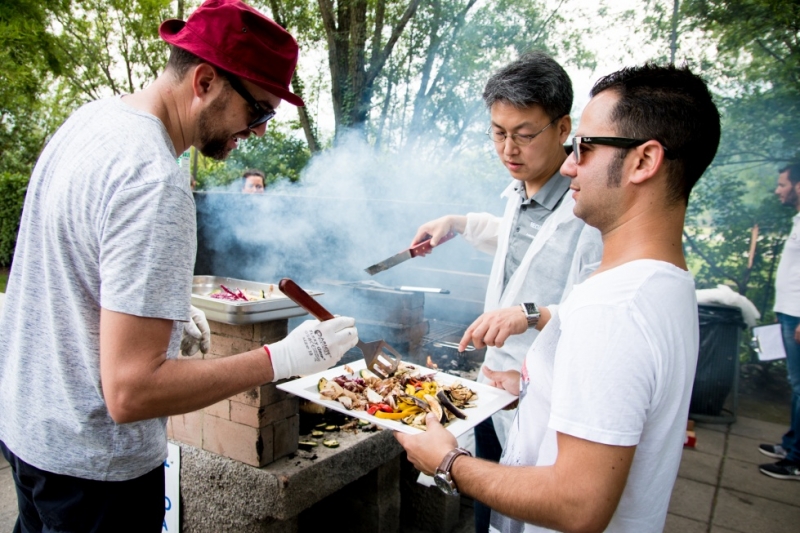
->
<box><xmin>180</xmin><ymin>306</ymin><xmax>211</xmax><ymax>356</ymax></box>
<box><xmin>267</xmin><ymin>317</ymin><xmax>358</xmax><ymax>381</ymax></box>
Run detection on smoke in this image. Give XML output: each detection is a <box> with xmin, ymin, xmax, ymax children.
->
<box><xmin>196</xmin><ymin>131</ymin><xmax>507</xmax><ymax>295</ymax></box>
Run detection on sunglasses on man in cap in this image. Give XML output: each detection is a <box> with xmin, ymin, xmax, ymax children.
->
<box><xmin>216</xmin><ymin>68</ymin><xmax>277</xmax><ymax>129</ymax></box>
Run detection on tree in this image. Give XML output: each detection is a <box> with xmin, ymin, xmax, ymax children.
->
<box><xmin>317</xmin><ymin>0</ymin><xmax>423</xmax><ymax>139</ymax></box>
<box><xmin>0</xmin><ymin>1</ymin><xmax>69</xmax><ymax>174</ymax></box>
<box><xmin>681</xmin><ymin>0</ymin><xmax>799</xmax><ymax>167</ymax></box>
<box><xmin>372</xmin><ymin>0</ymin><xmax>592</xmax><ymax>153</ymax></box>
<box><xmin>613</xmin><ymin>1</ymin><xmax>799</xmax><ymax>339</ymax></box>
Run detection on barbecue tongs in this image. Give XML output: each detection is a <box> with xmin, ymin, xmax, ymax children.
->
<box><xmin>278</xmin><ymin>278</ymin><xmax>401</xmax><ymax>379</ymax></box>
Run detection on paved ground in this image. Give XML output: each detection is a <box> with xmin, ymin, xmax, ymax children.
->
<box><xmin>1</xmin><ymin>288</ymin><xmax>798</xmax><ymax>532</ymax></box>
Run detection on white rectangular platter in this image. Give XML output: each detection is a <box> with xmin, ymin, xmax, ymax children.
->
<box><xmin>277</xmin><ymin>359</ymin><xmax>518</xmax><ymax>437</ymax></box>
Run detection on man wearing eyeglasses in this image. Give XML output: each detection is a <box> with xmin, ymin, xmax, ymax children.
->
<box><xmin>396</xmin><ymin>64</ymin><xmax>721</xmax><ymax>533</ymax></box>
<box><xmin>0</xmin><ymin>1</ymin><xmax>358</xmax><ymax>531</ymax></box>
<box><xmin>410</xmin><ymin>51</ymin><xmax>602</xmax><ymax>533</ymax></box>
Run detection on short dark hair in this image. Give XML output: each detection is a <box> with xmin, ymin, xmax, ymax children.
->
<box><xmin>590</xmin><ymin>64</ymin><xmax>721</xmax><ymax>205</ymax></box>
<box><xmin>482</xmin><ymin>51</ymin><xmax>573</xmax><ymax>120</ymax></box>
<box><xmin>242</xmin><ymin>169</ymin><xmax>265</xmax><ymax>180</ymax></box>
<box><xmin>779</xmin><ymin>164</ymin><xmax>800</xmax><ymax>185</ymax></box>
<box><xmin>166</xmin><ymin>45</ymin><xmax>204</xmax><ymax>79</ymax></box>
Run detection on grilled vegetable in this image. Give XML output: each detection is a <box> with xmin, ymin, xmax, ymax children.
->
<box><xmin>322</xmin><ymin>439</ymin><xmax>339</xmax><ymax>448</ymax></box>
<box><xmin>437</xmin><ymin>391</ymin><xmax>467</xmax><ymax>420</ymax></box>
<box><xmin>298</xmin><ymin>440</ymin><xmax>318</xmax><ymax>450</ymax></box>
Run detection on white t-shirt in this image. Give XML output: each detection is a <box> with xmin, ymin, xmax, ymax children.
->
<box><xmin>775</xmin><ymin>213</ymin><xmax>800</xmax><ymax>317</ymax></box>
<box><xmin>0</xmin><ymin>97</ymin><xmax>196</xmax><ymax>481</ymax></box>
<box><xmin>491</xmin><ymin>260</ymin><xmax>698</xmax><ymax>533</ymax></box>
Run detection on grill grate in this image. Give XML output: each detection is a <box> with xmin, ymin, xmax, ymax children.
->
<box><xmin>422</xmin><ymin>319</ymin><xmax>467</xmax><ymax>344</ymax></box>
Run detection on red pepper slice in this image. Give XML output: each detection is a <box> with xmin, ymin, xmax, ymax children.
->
<box><xmin>367</xmin><ymin>404</ymin><xmax>394</xmax><ymax>416</ymax></box>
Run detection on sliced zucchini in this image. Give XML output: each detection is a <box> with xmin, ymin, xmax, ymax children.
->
<box><xmin>298</xmin><ymin>440</ymin><xmax>318</xmax><ymax>450</ymax></box>
<box><xmin>322</xmin><ymin>439</ymin><xmax>340</xmax><ymax>448</ymax></box>
<box><xmin>324</xmin><ymin>424</ymin><xmax>337</xmax><ymax>431</ymax></box>
<box><xmin>311</xmin><ymin>430</ymin><xmax>324</xmax><ymax>437</ymax></box>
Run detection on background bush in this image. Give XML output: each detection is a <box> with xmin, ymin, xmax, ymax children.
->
<box><xmin>0</xmin><ymin>172</ymin><xmax>29</xmax><ymax>267</ymax></box>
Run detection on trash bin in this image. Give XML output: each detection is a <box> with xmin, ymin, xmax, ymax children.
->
<box><xmin>689</xmin><ymin>303</ymin><xmax>746</xmax><ymax>423</ymax></box>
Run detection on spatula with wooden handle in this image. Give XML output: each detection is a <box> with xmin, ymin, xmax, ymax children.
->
<box><xmin>278</xmin><ymin>278</ymin><xmax>401</xmax><ymax>379</ymax></box>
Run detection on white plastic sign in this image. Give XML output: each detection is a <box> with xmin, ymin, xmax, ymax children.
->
<box><xmin>163</xmin><ymin>442</ymin><xmax>180</xmax><ymax>532</ymax></box>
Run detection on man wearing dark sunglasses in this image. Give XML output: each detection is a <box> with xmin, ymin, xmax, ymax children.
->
<box><xmin>0</xmin><ymin>1</ymin><xmax>359</xmax><ymax>531</ymax></box>
<box><xmin>396</xmin><ymin>64</ymin><xmax>721</xmax><ymax>533</ymax></box>
<box><xmin>408</xmin><ymin>51</ymin><xmax>603</xmax><ymax>533</ymax></box>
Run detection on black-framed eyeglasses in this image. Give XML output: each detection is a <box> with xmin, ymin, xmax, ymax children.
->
<box><xmin>217</xmin><ymin>68</ymin><xmax>276</xmax><ymax>130</ymax></box>
<box><xmin>571</xmin><ymin>136</ymin><xmax>674</xmax><ymax>164</ymax></box>
<box><xmin>487</xmin><ymin>117</ymin><xmax>560</xmax><ymax>146</ymax></box>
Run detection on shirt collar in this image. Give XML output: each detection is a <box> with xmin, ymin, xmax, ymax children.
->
<box><xmin>514</xmin><ymin>172</ymin><xmax>571</xmax><ymax>211</ymax></box>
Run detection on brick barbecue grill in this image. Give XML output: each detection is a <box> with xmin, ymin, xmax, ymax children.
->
<box><xmin>174</xmin><ymin>191</ymin><xmax>494</xmax><ymax>532</ymax></box>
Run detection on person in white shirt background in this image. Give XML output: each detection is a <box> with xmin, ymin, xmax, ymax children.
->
<box><xmin>758</xmin><ymin>163</ymin><xmax>800</xmax><ymax>481</ymax></box>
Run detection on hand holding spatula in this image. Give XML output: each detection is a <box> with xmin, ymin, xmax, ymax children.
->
<box><xmin>278</xmin><ymin>278</ymin><xmax>402</xmax><ymax>379</ymax></box>
<box><xmin>364</xmin><ymin>230</ymin><xmax>457</xmax><ymax>276</ymax></box>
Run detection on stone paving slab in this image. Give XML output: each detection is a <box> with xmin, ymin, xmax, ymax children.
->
<box><xmin>678</xmin><ymin>447</ymin><xmax>722</xmax><ymax>485</ymax></box>
<box><xmin>664</xmin><ymin>513</ymin><xmax>706</xmax><ymax>533</ymax></box>
<box><xmin>694</xmin><ymin>425</ymin><xmax>727</xmax><ymax>456</ymax></box>
<box><xmin>721</xmin><ymin>457</ymin><xmax>800</xmax><ymax>507</ymax></box>
<box><xmin>713</xmin><ymin>487</ymin><xmax>800</xmax><ymax>533</ymax></box>
<box><xmin>667</xmin><ymin>476</ymin><xmax>715</xmax><ymax>523</ymax></box>
<box><xmin>726</xmin><ymin>433</ymin><xmax>774</xmax><ymax>465</ymax></box>
<box><xmin>1</xmin><ymin>454</ymin><xmax>17</xmax><ymax>532</ymax></box>
<box><xmin>728</xmin><ymin>416</ymin><xmax>786</xmax><ymax>442</ymax></box>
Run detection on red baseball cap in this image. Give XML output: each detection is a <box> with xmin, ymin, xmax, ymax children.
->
<box><xmin>159</xmin><ymin>0</ymin><xmax>304</xmax><ymax>107</ymax></box>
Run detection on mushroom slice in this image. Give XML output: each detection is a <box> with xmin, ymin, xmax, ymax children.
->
<box><xmin>424</xmin><ymin>394</ymin><xmax>445</xmax><ymax>424</ymax></box>
<box><xmin>337</xmin><ymin>396</ymin><xmax>353</xmax><ymax>410</ymax></box>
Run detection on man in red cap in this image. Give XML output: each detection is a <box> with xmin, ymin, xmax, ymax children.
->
<box><xmin>0</xmin><ymin>1</ymin><xmax>357</xmax><ymax>531</ymax></box>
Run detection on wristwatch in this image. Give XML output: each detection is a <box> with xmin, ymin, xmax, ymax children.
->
<box><xmin>433</xmin><ymin>447</ymin><xmax>472</xmax><ymax>496</ymax></box>
<box><xmin>520</xmin><ymin>302</ymin><xmax>540</xmax><ymax>329</ymax></box>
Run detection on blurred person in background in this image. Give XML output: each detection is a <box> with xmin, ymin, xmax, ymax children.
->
<box><xmin>409</xmin><ymin>51</ymin><xmax>602</xmax><ymax>533</ymax></box>
<box><xmin>0</xmin><ymin>1</ymin><xmax>357</xmax><ymax>531</ymax></box>
<box><xmin>242</xmin><ymin>168</ymin><xmax>266</xmax><ymax>193</ymax></box>
<box><xmin>758</xmin><ymin>163</ymin><xmax>800</xmax><ymax>481</ymax></box>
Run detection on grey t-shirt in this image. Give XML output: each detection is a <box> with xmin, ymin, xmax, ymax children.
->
<box><xmin>0</xmin><ymin>97</ymin><xmax>196</xmax><ymax>481</ymax></box>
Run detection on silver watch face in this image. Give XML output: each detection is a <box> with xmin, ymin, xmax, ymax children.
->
<box><xmin>523</xmin><ymin>302</ymin><xmax>539</xmax><ymax>316</ymax></box>
<box><xmin>433</xmin><ymin>472</ymin><xmax>458</xmax><ymax>495</ymax></box>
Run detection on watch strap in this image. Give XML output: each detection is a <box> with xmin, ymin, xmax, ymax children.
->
<box><xmin>437</xmin><ymin>447</ymin><xmax>471</xmax><ymax>478</ymax></box>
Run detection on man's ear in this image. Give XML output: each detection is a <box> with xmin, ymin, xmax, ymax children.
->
<box><xmin>191</xmin><ymin>63</ymin><xmax>220</xmax><ymax>100</ymax></box>
<box><xmin>557</xmin><ymin>115</ymin><xmax>572</xmax><ymax>144</ymax></box>
<box><xmin>628</xmin><ymin>140</ymin><xmax>666</xmax><ymax>185</ymax></box>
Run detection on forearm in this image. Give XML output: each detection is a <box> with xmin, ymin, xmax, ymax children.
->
<box><xmin>452</xmin><ymin>458</ymin><xmax>591</xmax><ymax>533</ymax></box>
<box><xmin>110</xmin><ymin>348</ymin><xmax>273</xmax><ymax>423</ymax></box>
<box><xmin>462</xmin><ymin>212</ymin><xmax>500</xmax><ymax>254</ymax></box>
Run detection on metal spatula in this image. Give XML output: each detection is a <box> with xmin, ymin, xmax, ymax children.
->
<box><xmin>278</xmin><ymin>278</ymin><xmax>402</xmax><ymax>379</ymax></box>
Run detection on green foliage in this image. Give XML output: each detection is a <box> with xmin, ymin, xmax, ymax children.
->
<box><xmin>686</xmin><ymin>166</ymin><xmax>790</xmax><ymax>321</ymax></box>
<box><xmin>0</xmin><ymin>1</ymin><xmax>67</xmax><ymax>175</ymax></box>
<box><xmin>681</xmin><ymin>0</ymin><xmax>800</xmax><ymax>166</ymax></box>
<box><xmin>0</xmin><ymin>173</ymin><xmax>29</xmax><ymax>267</ymax></box>
<box><xmin>195</xmin><ymin>125</ymin><xmax>311</xmax><ymax>190</ymax></box>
